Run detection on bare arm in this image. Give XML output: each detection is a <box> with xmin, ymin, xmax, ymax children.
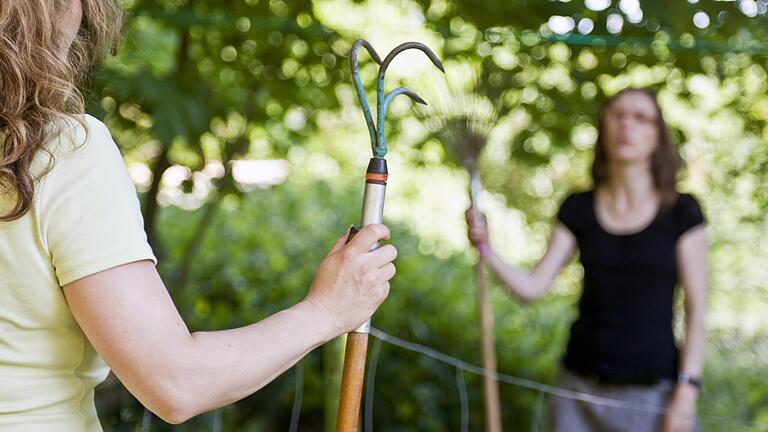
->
<box><xmin>676</xmin><ymin>226</ymin><xmax>708</xmax><ymax>380</ymax></box>
<box><xmin>466</xmin><ymin>208</ymin><xmax>577</xmax><ymax>303</ymax></box>
<box><xmin>63</xmin><ymin>225</ymin><xmax>396</xmax><ymax>424</ymax></box>
<box><xmin>662</xmin><ymin>225</ymin><xmax>708</xmax><ymax>432</ymax></box>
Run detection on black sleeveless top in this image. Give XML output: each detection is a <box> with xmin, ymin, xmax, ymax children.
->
<box><xmin>557</xmin><ymin>191</ymin><xmax>704</xmax><ymax>380</ymax></box>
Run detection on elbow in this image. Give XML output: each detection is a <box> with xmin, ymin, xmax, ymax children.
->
<box><xmin>506</xmin><ymin>274</ymin><xmax>548</xmax><ymax>304</ymax></box>
<box><xmin>517</xmin><ymin>296</ymin><xmax>533</xmax><ymax>305</ymax></box>
<box><xmin>515</xmin><ymin>282</ymin><xmax>546</xmax><ymax>304</ymax></box>
<box><xmin>163</xmin><ymin>413</ymin><xmax>193</xmax><ymax>426</ymax></box>
<box><xmin>114</xmin><ymin>338</ymin><xmax>204</xmax><ymax>424</ymax></box>
<box><xmin>154</xmin><ymin>402</ymin><xmax>193</xmax><ymax>425</ymax></box>
<box><xmin>152</xmin><ymin>394</ymin><xmax>196</xmax><ymax>425</ymax></box>
<box><xmin>141</xmin><ymin>376</ymin><xmax>198</xmax><ymax>425</ymax></box>
<box><xmin>516</xmin><ymin>292</ymin><xmax>539</xmax><ymax>305</ymax></box>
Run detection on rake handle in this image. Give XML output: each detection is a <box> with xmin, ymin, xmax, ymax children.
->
<box><xmin>469</xmin><ymin>167</ymin><xmax>503</xmax><ymax>432</ymax></box>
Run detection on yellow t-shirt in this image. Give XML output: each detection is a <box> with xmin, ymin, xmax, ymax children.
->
<box><xmin>0</xmin><ymin>115</ymin><xmax>156</xmax><ymax>431</ymax></box>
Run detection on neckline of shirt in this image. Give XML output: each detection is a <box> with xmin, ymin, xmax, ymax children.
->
<box><xmin>590</xmin><ymin>190</ymin><xmax>664</xmax><ymax>237</ymax></box>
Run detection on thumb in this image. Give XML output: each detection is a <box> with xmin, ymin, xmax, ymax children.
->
<box><xmin>328</xmin><ymin>226</ymin><xmax>355</xmax><ymax>255</ymax></box>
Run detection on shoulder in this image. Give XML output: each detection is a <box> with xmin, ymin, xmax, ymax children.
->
<box><xmin>675</xmin><ymin>193</ymin><xmax>701</xmax><ymax>209</ymax></box>
<box><xmin>557</xmin><ymin>190</ymin><xmax>594</xmax><ymax>234</ymax></box>
<box><xmin>38</xmin><ymin>115</ymin><xmax>129</xmax><ymax>199</ymax></box>
<box><xmin>47</xmin><ymin>114</ymin><xmax>114</xmax><ymax>154</ymax></box>
<box><xmin>42</xmin><ymin>115</ymin><xmax>123</xmax><ymax>174</ymax></box>
<box><xmin>672</xmin><ymin>193</ymin><xmax>704</xmax><ymax>219</ymax></box>
<box><xmin>560</xmin><ymin>190</ymin><xmax>593</xmax><ymax>211</ymax></box>
<box><xmin>27</xmin><ymin>115</ymin><xmax>123</xmax><ymax>201</ymax></box>
<box><xmin>670</xmin><ymin>192</ymin><xmax>705</xmax><ymax>237</ymax></box>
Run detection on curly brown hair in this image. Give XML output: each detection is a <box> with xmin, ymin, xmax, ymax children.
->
<box><xmin>0</xmin><ymin>0</ymin><xmax>122</xmax><ymax>221</ymax></box>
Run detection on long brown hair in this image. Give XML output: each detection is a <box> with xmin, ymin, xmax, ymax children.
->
<box><xmin>0</xmin><ymin>0</ymin><xmax>122</xmax><ymax>221</ymax></box>
<box><xmin>591</xmin><ymin>88</ymin><xmax>682</xmax><ymax>208</ymax></box>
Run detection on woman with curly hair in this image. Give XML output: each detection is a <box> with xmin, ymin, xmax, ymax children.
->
<box><xmin>0</xmin><ymin>1</ymin><xmax>397</xmax><ymax>430</ymax></box>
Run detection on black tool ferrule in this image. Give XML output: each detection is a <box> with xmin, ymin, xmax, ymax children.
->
<box><xmin>366</xmin><ymin>157</ymin><xmax>388</xmax><ymax>175</ymax></box>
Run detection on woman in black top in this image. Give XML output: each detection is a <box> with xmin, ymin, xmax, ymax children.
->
<box><xmin>466</xmin><ymin>88</ymin><xmax>707</xmax><ymax>432</ymax></box>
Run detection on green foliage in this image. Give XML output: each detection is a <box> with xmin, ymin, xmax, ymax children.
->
<box><xmin>91</xmin><ymin>0</ymin><xmax>768</xmax><ymax>430</ymax></box>
<box><xmin>98</xmin><ymin>174</ymin><xmax>575</xmax><ymax>431</ymax></box>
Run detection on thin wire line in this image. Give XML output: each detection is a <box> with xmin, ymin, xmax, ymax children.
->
<box><xmin>211</xmin><ymin>409</ymin><xmax>222</xmax><ymax>432</ymax></box>
<box><xmin>531</xmin><ymin>390</ymin><xmax>545</xmax><ymax>432</ymax></box>
<box><xmin>369</xmin><ymin>327</ymin><xmax>767</xmax><ymax>430</ymax></box>
<box><xmin>141</xmin><ymin>408</ymin><xmax>152</xmax><ymax>432</ymax></box>
<box><xmin>288</xmin><ymin>361</ymin><xmax>304</xmax><ymax>432</ymax></box>
<box><xmin>130</xmin><ymin>10</ymin><xmax>768</xmax><ymax>56</ymax></box>
<box><xmin>365</xmin><ymin>338</ymin><xmax>383</xmax><ymax>432</ymax></box>
<box><xmin>456</xmin><ymin>367</ymin><xmax>469</xmax><ymax>432</ymax></box>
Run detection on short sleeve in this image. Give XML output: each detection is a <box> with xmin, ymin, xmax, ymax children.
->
<box><xmin>39</xmin><ymin>115</ymin><xmax>156</xmax><ymax>286</ymax></box>
<box><xmin>557</xmin><ymin>193</ymin><xmax>581</xmax><ymax>236</ymax></box>
<box><xmin>674</xmin><ymin>193</ymin><xmax>705</xmax><ymax>239</ymax></box>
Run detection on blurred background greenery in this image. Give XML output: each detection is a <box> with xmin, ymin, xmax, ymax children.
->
<box><xmin>89</xmin><ymin>0</ymin><xmax>768</xmax><ymax>430</ymax></box>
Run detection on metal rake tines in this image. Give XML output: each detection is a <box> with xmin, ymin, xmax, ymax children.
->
<box><xmin>350</xmin><ymin>39</ymin><xmax>445</xmax><ymax>158</ymax></box>
<box><xmin>350</xmin><ymin>40</ymin><xmax>382</xmax><ymax>155</ymax></box>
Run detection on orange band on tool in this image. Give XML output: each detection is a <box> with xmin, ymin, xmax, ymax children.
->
<box><xmin>366</xmin><ymin>173</ymin><xmax>388</xmax><ymax>182</ymax></box>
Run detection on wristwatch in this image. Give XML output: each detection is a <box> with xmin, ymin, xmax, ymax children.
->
<box><xmin>677</xmin><ymin>372</ymin><xmax>703</xmax><ymax>391</ymax></box>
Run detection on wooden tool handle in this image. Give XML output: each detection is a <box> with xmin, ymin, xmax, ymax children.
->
<box><xmin>477</xmin><ymin>263</ymin><xmax>503</xmax><ymax>432</ymax></box>
<box><xmin>336</xmin><ymin>332</ymin><xmax>369</xmax><ymax>432</ymax></box>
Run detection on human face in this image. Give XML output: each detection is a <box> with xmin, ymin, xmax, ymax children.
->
<box><xmin>602</xmin><ymin>91</ymin><xmax>660</xmax><ymax>165</ymax></box>
<box><xmin>60</xmin><ymin>0</ymin><xmax>83</xmax><ymax>56</ymax></box>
